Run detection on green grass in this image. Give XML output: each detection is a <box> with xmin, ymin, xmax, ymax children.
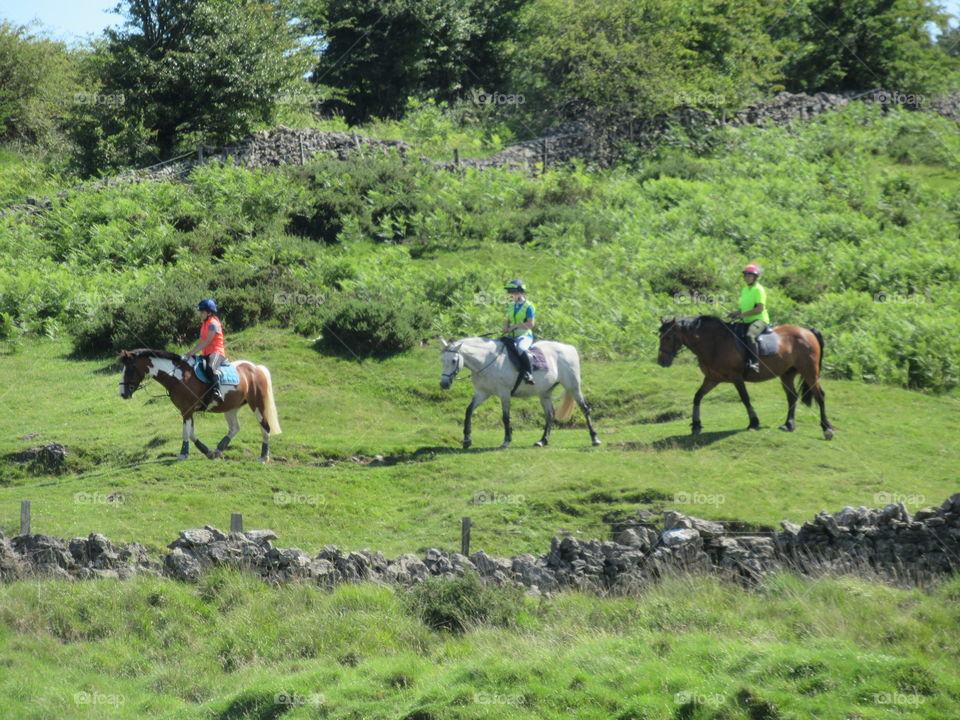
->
<box><xmin>1</xmin><ymin>327</ymin><xmax>957</xmax><ymax>559</ymax></box>
<box><xmin>1</xmin><ymin>569</ymin><xmax>959</xmax><ymax>719</ymax></box>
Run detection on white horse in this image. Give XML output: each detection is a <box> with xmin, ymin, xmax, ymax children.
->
<box><xmin>439</xmin><ymin>336</ymin><xmax>601</xmax><ymax>449</ymax></box>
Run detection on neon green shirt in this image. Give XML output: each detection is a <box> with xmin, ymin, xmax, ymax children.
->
<box><xmin>739</xmin><ymin>283</ymin><xmax>769</xmax><ymax>323</ymax></box>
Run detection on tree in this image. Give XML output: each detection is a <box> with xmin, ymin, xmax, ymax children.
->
<box><xmin>773</xmin><ymin>0</ymin><xmax>958</xmax><ymax>95</ymax></box>
<box><xmin>72</xmin><ymin>0</ymin><xmax>314</xmax><ymax>173</ymax></box>
<box><xmin>0</xmin><ymin>22</ymin><xmax>78</xmax><ymax>146</ymax></box>
<box><xmin>306</xmin><ymin>0</ymin><xmax>528</xmax><ymax>124</ymax></box>
<box><xmin>505</xmin><ymin>0</ymin><xmax>783</xmax><ymax>128</ymax></box>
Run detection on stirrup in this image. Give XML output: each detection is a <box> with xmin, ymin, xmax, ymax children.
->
<box><xmin>523</xmin><ymin>372</ymin><xmax>535</xmax><ymax>385</ymax></box>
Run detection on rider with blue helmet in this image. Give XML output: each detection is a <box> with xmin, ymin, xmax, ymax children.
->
<box><xmin>503</xmin><ymin>280</ymin><xmax>536</xmax><ymax>384</ymax></box>
<box><xmin>186</xmin><ymin>299</ymin><xmax>227</xmax><ymax>403</ymax></box>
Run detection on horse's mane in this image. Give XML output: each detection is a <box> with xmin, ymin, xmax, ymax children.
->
<box><xmin>689</xmin><ymin>315</ymin><xmax>727</xmax><ymax>329</ymax></box>
<box><xmin>126</xmin><ymin>348</ymin><xmax>189</xmax><ymax>364</ymax></box>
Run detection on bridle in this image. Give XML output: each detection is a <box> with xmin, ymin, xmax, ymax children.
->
<box><xmin>659</xmin><ymin>323</ymin><xmax>685</xmax><ymax>362</ymax></box>
<box><xmin>441</xmin><ymin>342</ymin><xmax>502</xmax><ymax>382</ymax></box>
<box><xmin>119</xmin><ymin>369</ymin><xmax>144</xmax><ymax>398</ymax></box>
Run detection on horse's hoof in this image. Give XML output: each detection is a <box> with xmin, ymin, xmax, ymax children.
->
<box><xmin>823</xmin><ymin>428</ymin><xmax>834</xmax><ymax>441</ymax></box>
<box><xmin>748</xmin><ymin>423</ymin><xmax>760</xmax><ymax>431</ymax></box>
<box><xmin>497</xmin><ymin>443</ymin><xmax>510</xmax><ymax>450</ymax></box>
<box><xmin>691</xmin><ymin>427</ymin><xmax>702</xmax><ymax>436</ymax></box>
<box><xmin>462</xmin><ymin>440</ymin><xmax>472</xmax><ymax>449</ymax></box>
<box><xmin>207</xmin><ymin>452</ymin><xmax>219</xmax><ymax>460</ymax></box>
<box><xmin>258</xmin><ymin>456</ymin><xmax>269</xmax><ymax>463</ymax></box>
<box><xmin>778</xmin><ymin>424</ymin><xmax>794</xmax><ymax>432</ymax></box>
<box><xmin>176</xmin><ymin>454</ymin><xmax>188</xmax><ymax>461</ymax></box>
<box><xmin>591</xmin><ymin>438</ymin><xmax>602</xmax><ymax>446</ymax></box>
<box><xmin>534</xmin><ymin>440</ymin><xmax>546</xmax><ymax>447</ymax></box>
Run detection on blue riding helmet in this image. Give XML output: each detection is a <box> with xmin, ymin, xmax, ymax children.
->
<box><xmin>504</xmin><ymin>279</ymin><xmax>526</xmax><ymax>293</ymax></box>
<box><xmin>197</xmin><ymin>298</ymin><xmax>218</xmax><ymax>313</ymax></box>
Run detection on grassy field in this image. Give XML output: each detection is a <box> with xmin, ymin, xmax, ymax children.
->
<box><xmin>1</xmin><ymin>326</ymin><xmax>957</xmax><ymax>559</ymax></box>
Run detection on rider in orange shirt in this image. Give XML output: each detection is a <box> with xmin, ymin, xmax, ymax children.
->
<box><xmin>186</xmin><ymin>299</ymin><xmax>226</xmax><ymax>403</ymax></box>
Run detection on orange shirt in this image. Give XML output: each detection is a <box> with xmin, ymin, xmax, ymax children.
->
<box><xmin>200</xmin><ymin>316</ymin><xmax>226</xmax><ymax>356</ymax></box>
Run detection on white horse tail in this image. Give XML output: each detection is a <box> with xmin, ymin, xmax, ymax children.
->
<box><xmin>257</xmin><ymin>365</ymin><xmax>282</xmax><ymax>435</ymax></box>
<box><xmin>556</xmin><ymin>391</ymin><xmax>575</xmax><ymax>422</ymax></box>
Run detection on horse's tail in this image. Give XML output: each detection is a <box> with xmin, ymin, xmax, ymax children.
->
<box><xmin>257</xmin><ymin>365</ymin><xmax>282</xmax><ymax>435</ymax></box>
<box><xmin>800</xmin><ymin>328</ymin><xmax>825</xmax><ymax>406</ymax></box>
<box><xmin>556</xmin><ymin>391</ymin><xmax>576</xmax><ymax>422</ymax></box>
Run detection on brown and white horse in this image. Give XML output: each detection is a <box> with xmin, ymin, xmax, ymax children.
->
<box><xmin>118</xmin><ymin>349</ymin><xmax>281</xmax><ymax>461</ymax></box>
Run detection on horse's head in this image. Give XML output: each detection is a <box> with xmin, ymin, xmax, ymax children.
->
<box><xmin>439</xmin><ymin>337</ymin><xmax>463</xmax><ymax>390</ymax></box>
<box><xmin>657</xmin><ymin>317</ymin><xmax>685</xmax><ymax>367</ymax></box>
<box><xmin>117</xmin><ymin>349</ymin><xmax>149</xmax><ymax>399</ymax></box>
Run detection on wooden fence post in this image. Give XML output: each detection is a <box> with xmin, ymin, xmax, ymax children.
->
<box><xmin>453</xmin><ymin>148</ymin><xmax>460</xmax><ymax>167</ymax></box>
<box><xmin>20</xmin><ymin>500</ymin><xmax>30</xmax><ymax>535</ymax></box>
<box><xmin>461</xmin><ymin>516</ymin><xmax>471</xmax><ymax>556</ymax></box>
<box><xmin>231</xmin><ymin>513</ymin><xmax>243</xmax><ymax>534</ymax></box>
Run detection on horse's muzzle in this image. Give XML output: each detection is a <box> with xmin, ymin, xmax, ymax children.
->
<box><xmin>657</xmin><ymin>354</ymin><xmax>674</xmax><ymax>368</ymax></box>
<box><xmin>439</xmin><ymin>378</ymin><xmax>451</xmax><ymax>390</ymax></box>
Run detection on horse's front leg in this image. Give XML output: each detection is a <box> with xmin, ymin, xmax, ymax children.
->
<box><xmin>498</xmin><ymin>395</ymin><xmax>512</xmax><ymax>449</ymax></box>
<box><xmin>211</xmin><ymin>409</ymin><xmax>240</xmax><ymax>458</ymax></box>
<box><xmin>178</xmin><ymin>417</ymin><xmax>193</xmax><ymax>460</ymax></box>
<box><xmin>734</xmin><ymin>380</ymin><xmax>760</xmax><ymax>430</ymax></box>
<box><xmin>462</xmin><ymin>390</ymin><xmax>488</xmax><ymax>449</ymax></box>
<box><xmin>185</xmin><ymin>414</ymin><xmax>214</xmax><ymax>458</ymax></box>
<box><xmin>691</xmin><ymin>379</ymin><xmax>718</xmax><ymax>435</ymax></box>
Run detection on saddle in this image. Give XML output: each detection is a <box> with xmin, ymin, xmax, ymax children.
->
<box><xmin>730</xmin><ymin>324</ymin><xmax>780</xmax><ymax>356</ymax></box>
<box><xmin>191</xmin><ymin>357</ymin><xmax>241</xmax><ymax>386</ymax></box>
<box><xmin>500</xmin><ymin>338</ymin><xmax>548</xmax><ymax>395</ymax></box>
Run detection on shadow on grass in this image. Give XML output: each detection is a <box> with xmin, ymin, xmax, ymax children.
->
<box><xmin>652</xmin><ymin>428</ymin><xmax>745</xmax><ymax>451</ymax></box>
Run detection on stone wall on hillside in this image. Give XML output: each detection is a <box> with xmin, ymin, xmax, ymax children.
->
<box><xmin>2</xmin><ymin>494</ymin><xmax>958</xmax><ymax>593</ymax></box>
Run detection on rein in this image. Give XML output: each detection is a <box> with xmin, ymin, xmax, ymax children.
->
<box><xmin>443</xmin><ymin>341</ymin><xmax>503</xmax><ymax>382</ymax></box>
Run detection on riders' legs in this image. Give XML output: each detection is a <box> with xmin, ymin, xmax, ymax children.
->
<box><xmin>745</xmin><ymin>320</ymin><xmax>766</xmax><ymax>370</ymax></box>
<box><xmin>205</xmin><ymin>352</ymin><xmax>225</xmax><ymax>399</ymax></box>
<box><xmin>515</xmin><ymin>335</ymin><xmax>534</xmax><ymax>381</ymax></box>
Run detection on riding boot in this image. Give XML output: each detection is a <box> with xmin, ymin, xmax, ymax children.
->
<box><xmin>520</xmin><ymin>351</ymin><xmax>535</xmax><ymax>384</ymax></box>
<box><xmin>745</xmin><ymin>339</ymin><xmax>760</xmax><ymax>374</ymax></box>
<box><xmin>211</xmin><ymin>377</ymin><xmax>223</xmax><ymax>403</ymax></box>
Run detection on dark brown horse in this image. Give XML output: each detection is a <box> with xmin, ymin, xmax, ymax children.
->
<box><xmin>118</xmin><ymin>349</ymin><xmax>281</xmax><ymax>461</ymax></box>
<box><xmin>657</xmin><ymin>316</ymin><xmax>834</xmax><ymax>439</ymax></box>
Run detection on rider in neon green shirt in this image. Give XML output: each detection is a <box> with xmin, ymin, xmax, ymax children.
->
<box><xmin>503</xmin><ymin>279</ymin><xmax>536</xmax><ymax>384</ymax></box>
<box><xmin>727</xmin><ymin>262</ymin><xmax>769</xmax><ymax>374</ymax></box>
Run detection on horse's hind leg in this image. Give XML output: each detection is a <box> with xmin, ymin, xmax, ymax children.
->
<box><xmin>779</xmin><ymin>369</ymin><xmax>799</xmax><ymax>432</ymax></box>
<box><xmin>535</xmin><ymin>395</ymin><xmax>554</xmax><ymax>447</ymax></box>
<box><xmin>211</xmin><ymin>409</ymin><xmax>240</xmax><ymax>458</ymax></box>
<box><xmin>576</xmin><ymin>392</ymin><xmax>601</xmax><ymax>446</ymax></box>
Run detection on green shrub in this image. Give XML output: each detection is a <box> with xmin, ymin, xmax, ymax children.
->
<box><xmin>401</xmin><ymin>572</ymin><xmax>522</xmax><ymax>633</ymax></box>
<box><xmin>313</xmin><ymin>294</ymin><xmax>431</xmax><ymax>359</ymax></box>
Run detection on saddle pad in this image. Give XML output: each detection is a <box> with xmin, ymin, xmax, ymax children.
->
<box><xmin>529</xmin><ymin>345</ymin><xmax>549</xmax><ymax>371</ymax></box>
<box><xmin>757</xmin><ymin>328</ymin><xmax>780</xmax><ymax>356</ymax></box>
<box><xmin>193</xmin><ymin>358</ymin><xmax>240</xmax><ymax>386</ymax></box>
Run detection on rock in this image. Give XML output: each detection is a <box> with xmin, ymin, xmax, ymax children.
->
<box><xmin>176</xmin><ymin>529</ymin><xmax>214</xmax><ymax>547</ymax></box>
<box><xmin>661</xmin><ymin>528</ymin><xmax>701</xmax><ymax>548</ymax></box>
<box><xmin>244</xmin><ymin>529</ymin><xmax>278</xmax><ymax>544</ymax></box>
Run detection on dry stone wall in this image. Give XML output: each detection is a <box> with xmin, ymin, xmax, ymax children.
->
<box><xmin>3</xmin><ymin>494</ymin><xmax>958</xmax><ymax>593</ymax></box>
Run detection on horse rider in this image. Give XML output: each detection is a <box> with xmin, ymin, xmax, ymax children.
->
<box><xmin>727</xmin><ymin>262</ymin><xmax>769</xmax><ymax>374</ymax></box>
<box><xmin>186</xmin><ymin>298</ymin><xmax>227</xmax><ymax>402</ymax></box>
<box><xmin>503</xmin><ymin>279</ymin><xmax>536</xmax><ymax>384</ymax></box>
